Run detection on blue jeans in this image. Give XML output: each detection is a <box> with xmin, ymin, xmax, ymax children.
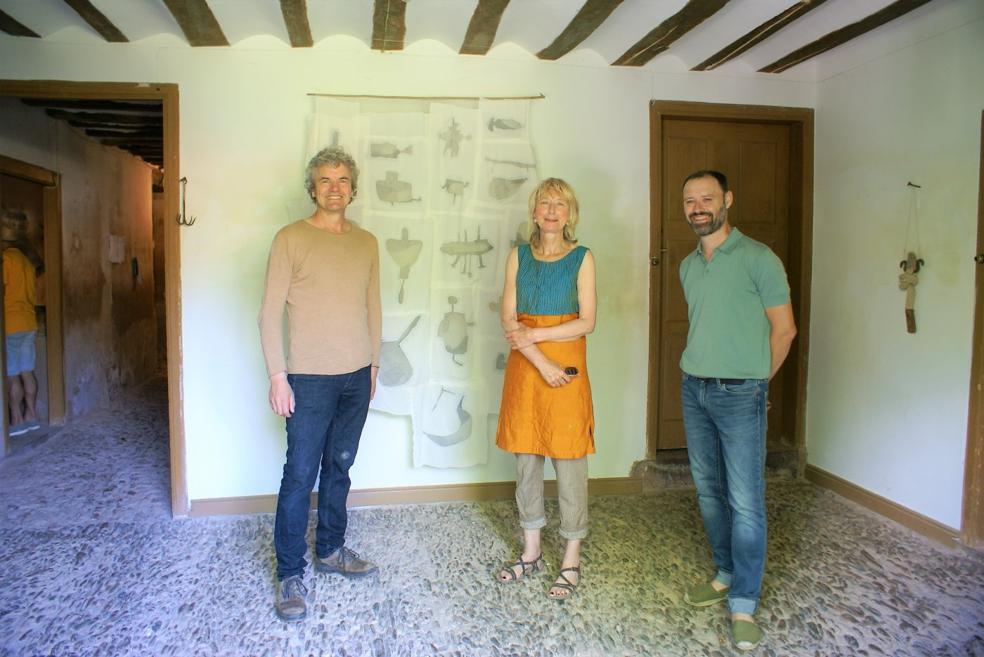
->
<box><xmin>681</xmin><ymin>372</ymin><xmax>768</xmax><ymax>615</ymax></box>
<box><xmin>274</xmin><ymin>368</ymin><xmax>371</xmax><ymax>580</ymax></box>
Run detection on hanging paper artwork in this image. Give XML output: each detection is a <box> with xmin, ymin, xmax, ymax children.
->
<box><xmin>306</xmin><ymin>96</ymin><xmax>534</xmax><ymax>467</ymax></box>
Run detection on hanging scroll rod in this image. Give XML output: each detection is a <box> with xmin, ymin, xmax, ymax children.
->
<box><xmin>307</xmin><ymin>92</ymin><xmax>545</xmax><ymax>101</ymax></box>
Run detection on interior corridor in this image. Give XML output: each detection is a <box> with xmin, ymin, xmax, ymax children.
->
<box><xmin>0</xmin><ymin>379</ymin><xmax>981</xmax><ymax>657</ymax></box>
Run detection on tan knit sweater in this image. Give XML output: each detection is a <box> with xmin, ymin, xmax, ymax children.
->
<box><xmin>258</xmin><ymin>219</ymin><xmax>381</xmax><ymax>377</ymax></box>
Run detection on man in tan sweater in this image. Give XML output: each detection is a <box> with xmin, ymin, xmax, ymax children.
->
<box><xmin>259</xmin><ymin>146</ymin><xmax>381</xmax><ymax>622</ymax></box>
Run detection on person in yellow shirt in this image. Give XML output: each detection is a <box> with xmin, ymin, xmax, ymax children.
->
<box><xmin>2</xmin><ymin>209</ymin><xmax>40</xmax><ymax>436</ymax></box>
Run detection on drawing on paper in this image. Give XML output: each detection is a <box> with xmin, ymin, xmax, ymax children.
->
<box><xmin>489</xmin><ymin>177</ymin><xmax>527</xmax><ymax>201</ymax></box>
<box><xmin>376</xmin><ymin>171</ymin><xmax>421</xmax><ymax>205</ymax></box>
<box><xmin>485</xmin><ymin>157</ymin><xmax>536</xmax><ymax>171</ymax></box>
<box><xmin>511</xmin><ymin>222</ymin><xmax>530</xmax><ymax>248</ymax></box>
<box><xmin>495</xmin><ymin>353</ymin><xmax>507</xmax><ymax>370</ymax></box>
<box><xmin>437</xmin><ymin>296</ymin><xmax>471</xmax><ymax>366</ymax></box>
<box><xmin>370</xmin><ymin>142</ymin><xmax>413</xmax><ymax>159</ymax></box>
<box><xmin>439</xmin><ymin>118</ymin><xmax>470</xmax><ymax>157</ymax></box>
<box><xmin>487</xmin><ymin>118</ymin><xmax>522</xmax><ymax>132</ymax></box>
<box><xmin>488</xmin><ymin>296</ymin><xmax>502</xmax><ymax>314</ymax></box>
<box><xmin>379</xmin><ymin>315</ymin><xmax>421</xmax><ymax>387</ymax></box>
<box><xmin>424</xmin><ymin>388</ymin><xmax>472</xmax><ymax>447</ymax></box>
<box><xmin>385</xmin><ymin>227</ymin><xmax>423</xmax><ymax>303</ymax></box>
<box><xmin>441</xmin><ymin>179</ymin><xmax>469</xmax><ymax>205</ymax></box>
<box><xmin>440</xmin><ymin>228</ymin><xmax>493</xmax><ymax>277</ymax></box>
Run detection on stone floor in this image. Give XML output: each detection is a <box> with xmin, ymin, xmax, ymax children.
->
<box><xmin>1</xmin><ymin>380</ymin><xmax>982</xmax><ymax>657</ymax></box>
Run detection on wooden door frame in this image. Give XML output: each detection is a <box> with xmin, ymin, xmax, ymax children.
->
<box><xmin>0</xmin><ymin>80</ymin><xmax>187</xmax><ymax>517</ymax></box>
<box><xmin>646</xmin><ymin>100</ymin><xmax>814</xmax><ymax>464</ymax></box>
<box><xmin>0</xmin><ymin>154</ymin><xmax>66</xmax><ymax>455</ymax></box>
<box><xmin>962</xmin><ymin>110</ymin><xmax>984</xmax><ymax>548</ymax></box>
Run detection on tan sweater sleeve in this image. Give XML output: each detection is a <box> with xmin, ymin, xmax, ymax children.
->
<box><xmin>367</xmin><ymin>233</ymin><xmax>382</xmax><ymax>367</ymax></box>
<box><xmin>258</xmin><ymin>229</ymin><xmax>291</xmax><ymax>377</ymax></box>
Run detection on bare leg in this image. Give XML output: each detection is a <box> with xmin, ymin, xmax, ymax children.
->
<box><xmin>20</xmin><ymin>370</ymin><xmax>38</xmax><ymax>424</ymax></box>
<box><xmin>7</xmin><ymin>375</ymin><xmax>24</xmax><ymax>426</ymax></box>
<box><xmin>548</xmin><ymin>538</ymin><xmax>581</xmax><ymax>598</ymax></box>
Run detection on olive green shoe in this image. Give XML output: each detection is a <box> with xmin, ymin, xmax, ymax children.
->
<box><xmin>732</xmin><ymin>619</ymin><xmax>764</xmax><ymax>651</ymax></box>
<box><xmin>683</xmin><ymin>581</ymin><xmax>729</xmax><ymax>607</ymax></box>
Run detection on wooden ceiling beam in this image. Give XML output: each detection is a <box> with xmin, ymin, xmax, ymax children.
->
<box><xmin>23</xmin><ymin>99</ymin><xmax>161</xmax><ymax>112</ymax></box>
<box><xmin>692</xmin><ymin>0</ymin><xmax>828</xmax><ymax>71</ymax></box>
<box><xmin>537</xmin><ymin>0</ymin><xmax>624</xmax><ymax>61</ymax></box>
<box><xmin>760</xmin><ymin>0</ymin><xmax>933</xmax><ymax>73</ymax></box>
<box><xmin>371</xmin><ymin>0</ymin><xmax>407</xmax><ymax>52</ymax></box>
<box><xmin>61</xmin><ymin>0</ymin><xmax>128</xmax><ymax>42</ymax></box>
<box><xmin>85</xmin><ymin>128</ymin><xmax>161</xmax><ymax>139</ymax></box>
<box><xmin>0</xmin><ymin>8</ymin><xmax>41</xmax><ymax>38</ymax></box>
<box><xmin>279</xmin><ymin>0</ymin><xmax>313</xmax><ymax>47</ymax></box>
<box><xmin>613</xmin><ymin>0</ymin><xmax>730</xmax><ymax>67</ymax></box>
<box><xmin>161</xmin><ymin>0</ymin><xmax>229</xmax><ymax>47</ymax></box>
<box><xmin>459</xmin><ymin>0</ymin><xmax>510</xmax><ymax>56</ymax></box>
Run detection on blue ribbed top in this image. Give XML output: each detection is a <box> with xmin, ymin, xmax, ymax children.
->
<box><xmin>516</xmin><ymin>244</ymin><xmax>588</xmax><ymax>315</ymax></box>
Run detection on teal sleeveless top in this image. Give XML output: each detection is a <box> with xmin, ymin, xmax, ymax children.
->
<box><xmin>516</xmin><ymin>244</ymin><xmax>588</xmax><ymax>315</ymax></box>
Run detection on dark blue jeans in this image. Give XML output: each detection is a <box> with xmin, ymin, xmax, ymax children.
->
<box><xmin>681</xmin><ymin>372</ymin><xmax>768</xmax><ymax>615</ymax></box>
<box><xmin>274</xmin><ymin>368</ymin><xmax>371</xmax><ymax>580</ymax></box>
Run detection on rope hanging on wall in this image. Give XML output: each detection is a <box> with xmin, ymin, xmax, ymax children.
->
<box><xmin>898</xmin><ymin>182</ymin><xmax>925</xmax><ymax>334</ymax></box>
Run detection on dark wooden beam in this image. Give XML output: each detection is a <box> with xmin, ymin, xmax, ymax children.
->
<box><xmin>0</xmin><ymin>8</ymin><xmax>41</xmax><ymax>37</ymax></box>
<box><xmin>161</xmin><ymin>0</ymin><xmax>229</xmax><ymax>47</ymax></box>
<box><xmin>760</xmin><ymin>0</ymin><xmax>933</xmax><ymax>73</ymax></box>
<box><xmin>85</xmin><ymin>128</ymin><xmax>161</xmax><ymax>139</ymax></box>
<box><xmin>23</xmin><ymin>99</ymin><xmax>162</xmax><ymax>112</ymax></box>
<box><xmin>61</xmin><ymin>0</ymin><xmax>128</xmax><ymax>42</ymax></box>
<box><xmin>46</xmin><ymin>109</ymin><xmax>163</xmax><ymax>126</ymax></box>
<box><xmin>613</xmin><ymin>0</ymin><xmax>730</xmax><ymax>66</ymax></box>
<box><xmin>692</xmin><ymin>0</ymin><xmax>828</xmax><ymax>71</ymax></box>
<box><xmin>96</xmin><ymin>137</ymin><xmax>163</xmax><ymax>146</ymax></box>
<box><xmin>459</xmin><ymin>0</ymin><xmax>510</xmax><ymax>56</ymax></box>
<box><xmin>371</xmin><ymin>0</ymin><xmax>406</xmax><ymax>51</ymax></box>
<box><xmin>279</xmin><ymin>0</ymin><xmax>312</xmax><ymax>47</ymax></box>
<box><xmin>537</xmin><ymin>0</ymin><xmax>624</xmax><ymax>61</ymax></box>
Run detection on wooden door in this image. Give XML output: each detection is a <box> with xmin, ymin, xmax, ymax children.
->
<box><xmin>654</xmin><ymin>118</ymin><xmax>792</xmax><ymax>451</ymax></box>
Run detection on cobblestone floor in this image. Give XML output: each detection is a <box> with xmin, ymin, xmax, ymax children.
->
<box><xmin>1</xmin><ymin>380</ymin><xmax>982</xmax><ymax>657</ymax></box>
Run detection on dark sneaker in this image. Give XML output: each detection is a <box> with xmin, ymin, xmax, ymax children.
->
<box><xmin>274</xmin><ymin>575</ymin><xmax>307</xmax><ymax>622</ymax></box>
<box><xmin>314</xmin><ymin>546</ymin><xmax>378</xmax><ymax>577</ymax></box>
<box><xmin>684</xmin><ymin>580</ymin><xmax>729</xmax><ymax>606</ymax></box>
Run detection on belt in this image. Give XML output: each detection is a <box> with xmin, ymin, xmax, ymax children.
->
<box><xmin>689</xmin><ymin>375</ymin><xmax>747</xmax><ymax>385</ymax></box>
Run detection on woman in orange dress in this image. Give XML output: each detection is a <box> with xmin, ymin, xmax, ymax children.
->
<box><xmin>495</xmin><ymin>178</ymin><xmax>596</xmax><ymax>600</ymax></box>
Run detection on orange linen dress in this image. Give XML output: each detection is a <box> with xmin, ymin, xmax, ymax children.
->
<box><xmin>496</xmin><ymin>246</ymin><xmax>595</xmax><ymax>458</ymax></box>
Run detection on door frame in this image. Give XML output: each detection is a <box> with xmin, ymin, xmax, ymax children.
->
<box><xmin>0</xmin><ymin>80</ymin><xmax>187</xmax><ymax>516</ymax></box>
<box><xmin>962</xmin><ymin>110</ymin><xmax>984</xmax><ymax>548</ymax></box>
<box><xmin>646</xmin><ymin>100</ymin><xmax>814</xmax><ymax>464</ymax></box>
<box><xmin>0</xmin><ymin>154</ymin><xmax>66</xmax><ymax>454</ymax></box>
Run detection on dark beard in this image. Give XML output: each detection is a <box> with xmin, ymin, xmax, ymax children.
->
<box><xmin>688</xmin><ymin>208</ymin><xmax>726</xmax><ymax>237</ymax></box>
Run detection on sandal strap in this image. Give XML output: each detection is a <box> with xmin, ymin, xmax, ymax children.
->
<box><xmin>550</xmin><ymin>566</ymin><xmax>581</xmax><ymax>595</ymax></box>
<box><xmin>500</xmin><ymin>554</ymin><xmax>542</xmax><ymax>580</ymax></box>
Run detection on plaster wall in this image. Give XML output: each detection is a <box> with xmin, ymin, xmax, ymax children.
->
<box><xmin>809</xmin><ymin>18</ymin><xmax>984</xmax><ymax>529</ymax></box>
<box><xmin>0</xmin><ymin>98</ymin><xmax>158</xmax><ymax>418</ymax></box>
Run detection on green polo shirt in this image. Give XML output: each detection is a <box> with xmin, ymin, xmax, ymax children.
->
<box><xmin>679</xmin><ymin>227</ymin><xmax>790</xmax><ymax>379</ymax></box>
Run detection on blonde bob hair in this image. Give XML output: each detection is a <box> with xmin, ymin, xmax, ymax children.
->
<box><xmin>527</xmin><ymin>177</ymin><xmax>580</xmax><ymax>249</ymax></box>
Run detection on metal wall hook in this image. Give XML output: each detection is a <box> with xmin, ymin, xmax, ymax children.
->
<box><xmin>176</xmin><ymin>176</ymin><xmax>196</xmax><ymax>226</ymax></box>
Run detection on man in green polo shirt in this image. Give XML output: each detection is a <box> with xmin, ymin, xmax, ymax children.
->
<box><xmin>677</xmin><ymin>170</ymin><xmax>797</xmax><ymax>652</ymax></box>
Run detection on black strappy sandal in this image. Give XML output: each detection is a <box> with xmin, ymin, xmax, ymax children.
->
<box><xmin>547</xmin><ymin>566</ymin><xmax>580</xmax><ymax>600</ymax></box>
<box><xmin>497</xmin><ymin>554</ymin><xmax>544</xmax><ymax>582</ymax></box>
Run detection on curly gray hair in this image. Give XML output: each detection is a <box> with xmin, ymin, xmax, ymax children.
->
<box><xmin>304</xmin><ymin>146</ymin><xmax>360</xmax><ymax>200</ymax></box>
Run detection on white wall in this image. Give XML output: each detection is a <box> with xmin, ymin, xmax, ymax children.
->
<box><xmin>809</xmin><ymin>17</ymin><xmax>984</xmax><ymax>529</ymax></box>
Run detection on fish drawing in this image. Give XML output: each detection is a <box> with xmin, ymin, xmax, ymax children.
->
<box><xmin>441</xmin><ymin>179</ymin><xmax>469</xmax><ymax>205</ymax></box>
<box><xmin>376</xmin><ymin>171</ymin><xmax>421</xmax><ymax>205</ymax></box>
<box><xmin>489</xmin><ymin>177</ymin><xmax>527</xmax><ymax>201</ymax></box>
<box><xmin>440</xmin><ymin>227</ymin><xmax>493</xmax><ymax>277</ymax></box>
<box><xmin>485</xmin><ymin>157</ymin><xmax>536</xmax><ymax>170</ymax></box>
<box><xmin>488</xmin><ymin>117</ymin><xmax>522</xmax><ymax>132</ymax></box>
<box><xmin>370</xmin><ymin>142</ymin><xmax>413</xmax><ymax>159</ymax></box>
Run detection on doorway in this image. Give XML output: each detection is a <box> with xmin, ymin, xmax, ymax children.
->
<box><xmin>647</xmin><ymin>101</ymin><xmax>813</xmax><ymax>464</ymax></box>
<box><xmin>0</xmin><ymin>80</ymin><xmax>186</xmax><ymax>516</ymax></box>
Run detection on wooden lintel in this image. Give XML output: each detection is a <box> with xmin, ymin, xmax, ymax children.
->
<box><xmin>760</xmin><ymin>0</ymin><xmax>933</xmax><ymax>74</ymax></box>
<box><xmin>459</xmin><ymin>0</ymin><xmax>510</xmax><ymax>56</ymax></box>
<box><xmin>279</xmin><ymin>0</ymin><xmax>313</xmax><ymax>47</ymax></box>
<box><xmin>161</xmin><ymin>0</ymin><xmax>229</xmax><ymax>47</ymax></box>
<box><xmin>61</xmin><ymin>0</ymin><xmax>128</xmax><ymax>42</ymax></box>
<box><xmin>85</xmin><ymin>128</ymin><xmax>161</xmax><ymax>139</ymax></box>
<box><xmin>23</xmin><ymin>99</ymin><xmax>161</xmax><ymax>112</ymax></box>
<box><xmin>693</xmin><ymin>0</ymin><xmax>828</xmax><ymax>71</ymax></box>
<box><xmin>537</xmin><ymin>0</ymin><xmax>624</xmax><ymax>61</ymax></box>
<box><xmin>371</xmin><ymin>0</ymin><xmax>407</xmax><ymax>52</ymax></box>
<box><xmin>0</xmin><ymin>8</ymin><xmax>41</xmax><ymax>37</ymax></box>
<box><xmin>613</xmin><ymin>0</ymin><xmax>729</xmax><ymax>67</ymax></box>
<box><xmin>48</xmin><ymin>110</ymin><xmax>163</xmax><ymax>126</ymax></box>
